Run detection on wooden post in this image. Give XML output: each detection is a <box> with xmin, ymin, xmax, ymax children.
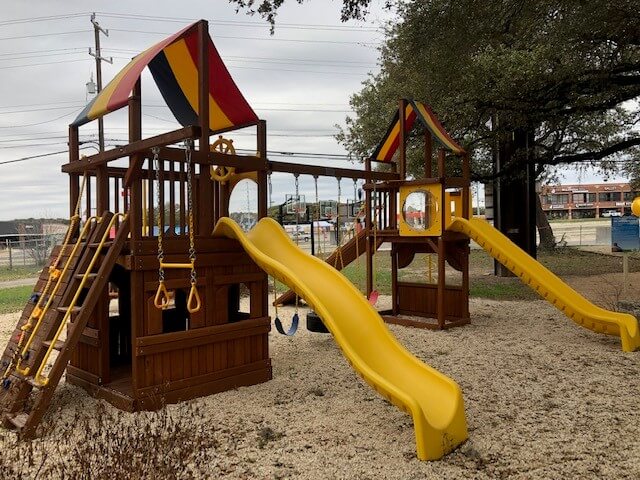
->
<box><xmin>365</xmin><ymin>159</ymin><xmax>373</xmax><ymax>297</ymax></box>
<box><xmin>389</xmin><ymin>184</ymin><xmax>397</xmax><ymax>230</ymax></box>
<box><xmin>462</xmin><ymin>244</ymin><xmax>470</xmax><ymax>320</ymax></box>
<box><xmin>391</xmin><ymin>245</ymin><xmax>398</xmax><ymax>315</ymax></box>
<box><xmin>424</xmin><ymin>130</ymin><xmax>432</xmax><ymax>179</ymax></box>
<box><xmin>68</xmin><ymin>126</ymin><xmax>80</xmax><ymax>217</ymax></box>
<box><xmin>96</xmin><ymin>166</ymin><xmax>109</xmax><ymax>214</ymax></box>
<box><xmin>197</xmin><ymin>20</ymin><xmax>212</xmax><ymax>234</ymax></box>
<box><xmin>129</xmin><ymin>79</ymin><xmax>143</xmax><ymax>241</ymax></box>
<box><xmin>257</xmin><ymin>120</ymin><xmax>269</xmax><ymax>318</ymax></box>
<box><xmin>257</xmin><ymin>120</ymin><xmax>268</xmax><ymax>219</ymax></box>
<box><xmin>128</xmin><ymin>78</ymin><xmax>143</xmax><ymax>395</ymax></box>
<box><xmin>398</xmin><ymin>99</ymin><xmax>407</xmax><ymax>180</ymax></box>
<box><xmin>462</xmin><ymin>152</ymin><xmax>470</xmax><ymax>219</ymax></box>
<box><xmin>437</xmin><ymin>148</ymin><xmax>447</xmax><ymax>328</ymax></box>
<box><xmin>437</xmin><ymin>236</ymin><xmax>446</xmax><ymax>329</ymax></box>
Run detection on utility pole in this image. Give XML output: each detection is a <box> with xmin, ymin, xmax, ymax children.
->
<box><xmin>89</xmin><ymin>13</ymin><xmax>112</xmax><ymax>152</ymax></box>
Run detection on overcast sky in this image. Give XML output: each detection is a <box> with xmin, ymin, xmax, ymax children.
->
<box><xmin>0</xmin><ymin>1</ymin><xmax>625</xmax><ymax>220</ymax></box>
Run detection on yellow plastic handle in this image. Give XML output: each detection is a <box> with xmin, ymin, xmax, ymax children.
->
<box><xmin>187</xmin><ymin>283</ymin><xmax>201</xmax><ymax>314</ymax></box>
<box><xmin>210</xmin><ymin>165</ymin><xmax>236</xmax><ymax>184</ymax></box>
<box><xmin>154</xmin><ymin>282</ymin><xmax>171</xmax><ymax>310</ymax></box>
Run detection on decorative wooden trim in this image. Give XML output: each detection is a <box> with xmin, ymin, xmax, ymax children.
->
<box><xmin>269</xmin><ymin>161</ymin><xmax>399</xmax><ymax>181</ymax></box>
<box><xmin>67</xmin><ymin>373</ymin><xmax>135</xmax><ymax>412</ymax></box>
<box><xmin>136</xmin><ymin>367</ymin><xmax>272</xmax><ymax>411</ymax></box>
<box><xmin>382</xmin><ymin>315</ymin><xmax>470</xmax><ymax>330</ymax></box>
<box><xmin>137</xmin><ymin>359</ymin><xmax>270</xmax><ymax>396</ymax></box>
<box><xmin>135</xmin><ymin>317</ymin><xmax>270</xmax><ymax>356</ymax></box>
<box><xmin>67</xmin><ymin>364</ymin><xmax>101</xmax><ymax>385</ymax></box>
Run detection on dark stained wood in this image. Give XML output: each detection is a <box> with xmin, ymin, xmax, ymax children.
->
<box><xmin>269</xmin><ymin>161</ymin><xmax>399</xmax><ymax>182</ymax></box>
<box><xmin>399</xmin><ymin>98</ymin><xmax>407</xmax><ymax>180</ymax></box>
<box><xmin>61</xmin><ymin>126</ymin><xmax>200</xmax><ymax>174</ymax></box>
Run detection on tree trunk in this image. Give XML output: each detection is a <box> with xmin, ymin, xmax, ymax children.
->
<box><xmin>493</xmin><ymin>127</ymin><xmax>537</xmax><ymax>276</ymax></box>
<box><xmin>535</xmin><ymin>193</ymin><xmax>556</xmax><ymax>250</ymax></box>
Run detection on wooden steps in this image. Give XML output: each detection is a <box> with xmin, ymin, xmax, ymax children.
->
<box><xmin>0</xmin><ymin>211</ymin><xmax>130</xmax><ymax>437</ymax></box>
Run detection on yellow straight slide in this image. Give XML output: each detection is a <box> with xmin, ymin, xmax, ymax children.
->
<box><xmin>448</xmin><ymin>217</ymin><xmax>640</xmax><ymax>352</ymax></box>
<box><xmin>213</xmin><ymin>217</ymin><xmax>467</xmax><ymax>460</ymax></box>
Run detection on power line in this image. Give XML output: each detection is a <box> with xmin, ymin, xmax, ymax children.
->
<box><xmin>0</xmin><ymin>108</ymin><xmax>80</xmax><ymax>128</ymax></box>
<box><xmin>227</xmin><ymin>63</ymin><xmax>368</xmax><ymax>76</ymax></box>
<box><xmin>0</xmin><ymin>105</ymin><xmax>85</xmax><ymax>115</ymax></box>
<box><xmin>143</xmin><ymin>104</ymin><xmax>353</xmax><ymax>113</ymax></box>
<box><xmin>0</xmin><ymin>13</ymin><xmax>88</xmax><ymax>27</ymax></box>
<box><xmin>0</xmin><ymin>48</ymin><xmax>87</xmax><ymax>60</ymax></box>
<box><xmin>104</xmin><ymin>48</ymin><xmax>376</xmax><ymax>65</ymax></box>
<box><xmin>110</xmin><ymin>28</ymin><xmax>378</xmax><ymax>46</ymax></box>
<box><xmin>0</xmin><ymin>30</ymin><xmax>91</xmax><ymax>42</ymax></box>
<box><xmin>95</xmin><ymin>12</ymin><xmax>382</xmax><ymax>32</ymax></box>
<box><xmin>0</xmin><ymin>149</ymin><xmax>70</xmax><ymax>165</ymax></box>
<box><xmin>0</xmin><ymin>59</ymin><xmax>89</xmax><ymax>70</ymax></box>
<box><xmin>0</xmin><ymin>100</ymin><xmax>84</xmax><ymax>110</ymax></box>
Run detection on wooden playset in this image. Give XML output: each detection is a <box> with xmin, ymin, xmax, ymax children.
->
<box><xmin>0</xmin><ymin>20</ymin><xmax>472</xmax><ymax>441</ymax></box>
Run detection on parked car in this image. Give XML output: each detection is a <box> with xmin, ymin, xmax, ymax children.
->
<box><xmin>292</xmin><ymin>231</ymin><xmax>311</xmax><ymax>242</ymax></box>
<box><xmin>602</xmin><ymin>211</ymin><xmax>622</xmax><ymax>217</ymax></box>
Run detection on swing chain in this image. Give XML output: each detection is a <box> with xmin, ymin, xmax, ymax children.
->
<box><xmin>313</xmin><ymin>175</ymin><xmax>319</xmax><ymax>218</ymax></box>
<box><xmin>336</xmin><ymin>176</ymin><xmax>342</xmax><ymax>240</ymax></box>
<box><xmin>185</xmin><ymin>139</ymin><xmax>197</xmax><ymax>287</ymax></box>
<box><xmin>268</xmin><ymin>172</ymin><xmax>273</xmax><ymax>207</ymax></box>
<box><xmin>152</xmin><ymin>146</ymin><xmax>164</xmax><ymax>284</ymax></box>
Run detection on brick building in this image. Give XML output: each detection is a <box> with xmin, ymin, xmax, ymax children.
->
<box><xmin>539</xmin><ymin>183</ymin><xmax>640</xmax><ymax>219</ymax></box>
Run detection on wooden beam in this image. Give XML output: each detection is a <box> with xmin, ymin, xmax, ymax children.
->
<box><xmin>61</xmin><ymin>126</ymin><xmax>200</xmax><ymax>173</ymax></box>
<box><xmin>198</xmin><ymin>19</ymin><xmax>213</xmax><ymax>234</ymax></box>
<box><xmin>129</xmin><ymin>78</ymin><xmax>143</xmax><ymax>242</ymax></box>
<box><xmin>257</xmin><ymin>120</ymin><xmax>268</xmax><ymax>219</ymax></box>
<box><xmin>123</xmin><ymin>75</ymin><xmax>144</xmax><ymax>188</ymax></box>
<box><xmin>68</xmin><ymin>126</ymin><xmax>80</xmax><ymax>217</ymax></box>
<box><xmin>268</xmin><ymin>161</ymin><xmax>399</xmax><ymax>181</ymax></box>
<box><xmin>399</xmin><ymin>98</ymin><xmax>407</xmax><ymax>180</ymax></box>
<box><xmin>424</xmin><ymin>130</ymin><xmax>432</xmax><ymax>178</ymax></box>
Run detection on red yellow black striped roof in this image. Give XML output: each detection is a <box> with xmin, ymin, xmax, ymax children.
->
<box><xmin>371</xmin><ymin>99</ymin><xmax>465</xmax><ymax>161</ymax></box>
<box><xmin>72</xmin><ymin>22</ymin><xmax>258</xmax><ymax>130</ymax></box>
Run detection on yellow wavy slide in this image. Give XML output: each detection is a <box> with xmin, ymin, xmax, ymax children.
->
<box><xmin>448</xmin><ymin>217</ymin><xmax>640</xmax><ymax>352</ymax></box>
<box><xmin>213</xmin><ymin>217</ymin><xmax>467</xmax><ymax>460</ymax></box>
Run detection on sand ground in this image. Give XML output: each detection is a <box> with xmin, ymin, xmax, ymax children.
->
<box><xmin>0</xmin><ymin>284</ymin><xmax>639</xmax><ymax>479</ymax></box>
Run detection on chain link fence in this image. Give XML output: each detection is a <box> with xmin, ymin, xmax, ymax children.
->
<box><xmin>0</xmin><ymin>234</ymin><xmax>65</xmax><ymax>269</ymax></box>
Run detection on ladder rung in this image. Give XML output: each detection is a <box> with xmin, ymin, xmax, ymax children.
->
<box><xmin>89</xmin><ymin>241</ymin><xmax>113</xmax><ymax>249</ymax></box>
<box><xmin>73</xmin><ymin>272</ymin><xmax>98</xmax><ymax>281</ymax></box>
<box><xmin>25</xmin><ymin>377</ymin><xmax>43</xmax><ymax>389</ymax></box>
<box><xmin>56</xmin><ymin>306</ymin><xmax>82</xmax><ymax>314</ymax></box>
<box><xmin>4</xmin><ymin>413</ymin><xmax>28</xmax><ymax>430</ymax></box>
<box><xmin>42</xmin><ymin>339</ymin><xmax>65</xmax><ymax>351</ymax></box>
<box><xmin>11</xmin><ymin>371</ymin><xmax>43</xmax><ymax>389</ymax></box>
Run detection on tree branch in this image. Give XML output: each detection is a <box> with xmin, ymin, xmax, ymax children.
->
<box><xmin>549</xmin><ymin>137</ymin><xmax>640</xmax><ymax>165</ymax></box>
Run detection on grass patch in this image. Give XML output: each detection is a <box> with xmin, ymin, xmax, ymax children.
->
<box><xmin>470</xmin><ymin>278</ymin><xmax>538</xmax><ymax>301</ymax></box>
<box><xmin>271</xmin><ymin>243</ymin><xmax>637</xmax><ymax>303</ymax></box>
<box><xmin>0</xmin><ymin>285</ymin><xmax>32</xmax><ymax>314</ymax></box>
<box><xmin>0</xmin><ymin>265</ymin><xmax>42</xmax><ymax>282</ymax></box>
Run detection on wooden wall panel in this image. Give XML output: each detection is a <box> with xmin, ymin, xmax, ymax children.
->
<box><xmin>397</xmin><ymin>282</ymin><xmax>467</xmax><ymax>320</ymax></box>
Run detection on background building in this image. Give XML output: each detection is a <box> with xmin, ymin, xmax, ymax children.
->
<box><xmin>540</xmin><ymin>183</ymin><xmax>639</xmax><ymax>219</ymax></box>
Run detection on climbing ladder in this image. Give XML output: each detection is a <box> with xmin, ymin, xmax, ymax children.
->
<box><xmin>1</xmin><ymin>211</ymin><xmax>129</xmax><ymax>436</ymax></box>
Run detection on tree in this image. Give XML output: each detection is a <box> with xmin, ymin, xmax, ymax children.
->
<box><xmin>228</xmin><ymin>0</ymin><xmax>375</xmax><ymax>28</ymax></box>
<box><xmin>230</xmin><ymin>0</ymin><xmax>640</xmax><ymax>249</ymax></box>
<box><xmin>336</xmin><ymin>1</ymin><xmax>640</xmax><ymax>250</ymax></box>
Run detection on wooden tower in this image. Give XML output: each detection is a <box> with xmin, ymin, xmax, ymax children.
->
<box><xmin>364</xmin><ymin>99</ymin><xmax>472</xmax><ymax>329</ymax></box>
<box><xmin>0</xmin><ymin>20</ymin><xmax>272</xmax><ymax>434</ymax></box>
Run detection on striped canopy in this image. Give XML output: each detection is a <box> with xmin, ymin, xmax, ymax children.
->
<box><xmin>371</xmin><ymin>100</ymin><xmax>465</xmax><ymax>162</ymax></box>
<box><xmin>72</xmin><ymin>22</ymin><xmax>258</xmax><ymax>130</ymax></box>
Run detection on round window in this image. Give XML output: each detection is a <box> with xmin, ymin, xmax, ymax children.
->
<box><xmin>402</xmin><ymin>190</ymin><xmax>433</xmax><ymax>231</ymax></box>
